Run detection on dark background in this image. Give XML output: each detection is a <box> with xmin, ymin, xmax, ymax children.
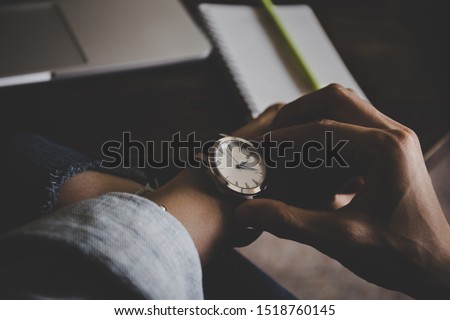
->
<box><xmin>1</xmin><ymin>0</ymin><xmax>449</xmax><ymax>184</ymax></box>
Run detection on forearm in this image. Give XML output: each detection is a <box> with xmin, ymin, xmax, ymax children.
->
<box><xmin>56</xmin><ymin>169</ymin><xmax>236</xmax><ymax>265</ymax></box>
<box><xmin>144</xmin><ymin>168</ymin><xmax>237</xmax><ymax>265</ymax></box>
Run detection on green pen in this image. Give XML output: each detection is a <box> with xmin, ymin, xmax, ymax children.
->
<box><xmin>261</xmin><ymin>0</ymin><xmax>320</xmax><ymax>91</ymax></box>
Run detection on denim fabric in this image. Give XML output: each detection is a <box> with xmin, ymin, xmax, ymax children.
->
<box><xmin>0</xmin><ymin>193</ymin><xmax>203</xmax><ymax>299</ymax></box>
<box><xmin>1</xmin><ymin>133</ymin><xmax>147</xmax><ymax>233</ymax></box>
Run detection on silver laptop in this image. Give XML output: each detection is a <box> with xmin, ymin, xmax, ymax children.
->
<box><xmin>0</xmin><ymin>0</ymin><xmax>211</xmax><ymax>87</ymax></box>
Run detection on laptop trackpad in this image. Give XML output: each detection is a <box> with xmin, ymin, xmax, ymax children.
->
<box><xmin>0</xmin><ymin>3</ymin><xmax>85</xmax><ymax>77</ymax></box>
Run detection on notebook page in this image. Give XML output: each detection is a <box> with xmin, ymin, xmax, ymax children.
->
<box><xmin>200</xmin><ymin>4</ymin><xmax>305</xmax><ymax>117</ymax></box>
<box><xmin>276</xmin><ymin>5</ymin><xmax>366</xmax><ymax>99</ymax></box>
<box><xmin>199</xmin><ymin>4</ymin><xmax>366</xmax><ymax>117</ymax></box>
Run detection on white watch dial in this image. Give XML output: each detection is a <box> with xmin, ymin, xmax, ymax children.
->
<box><xmin>212</xmin><ymin>139</ymin><xmax>266</xmax><ymax>194</ymax></box>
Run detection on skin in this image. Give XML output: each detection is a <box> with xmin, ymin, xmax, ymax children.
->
<box><xmin>56</xmin><ymin>84</ymin><xmax>450</xmax><ymax>298</ymax></box>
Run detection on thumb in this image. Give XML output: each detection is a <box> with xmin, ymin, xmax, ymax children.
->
<box><xmin>235</xmin><ymin>198</ymin><xmax>343</xmax><ymax>248</ymax></box>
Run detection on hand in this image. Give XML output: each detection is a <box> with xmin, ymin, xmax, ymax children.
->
<box><xmin>235</xmin><ymin>84</ymin><xmax>450</xmax><ymax>298</ymax></box>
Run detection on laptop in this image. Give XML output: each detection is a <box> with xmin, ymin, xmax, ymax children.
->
<box><xmin>0</xmin><ymin>0</ymin><xmax>211</xmax><ymax>87</ymax></box>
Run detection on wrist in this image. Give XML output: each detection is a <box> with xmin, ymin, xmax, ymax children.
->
<box><xmin>144</xmin><ymin>168</ymin><xmax>239</xmax><ymax>264</ymax></box>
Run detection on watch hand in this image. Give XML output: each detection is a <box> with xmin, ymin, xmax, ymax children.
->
<box><xmin>226</xmin><ymin>149</ymin><xmax>240</xmax><ymax>166</ymax></box>
<box><xmin>237</xmin><ymin>164</ymin><xmax>258</xmax><ymax>171</ymax></box>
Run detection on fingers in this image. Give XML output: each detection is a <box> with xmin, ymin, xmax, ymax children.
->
<box><xmin>270</xmin><ymin>83</ymin><xmax>403</xmax><ymax>131</ymax></box>
<box><xmin>235</xmin><ymin>199</ymin><xmax>344</xmax><ymax>250</ymax></box>
<box><xmin>261</xmin><ymin>119</ymin><xmax>404</xmax><ymax>209</ymax></box>
<box><xmin>232</xmin><ymin>103</ymin><xmax>284</xmax><ymax>139</ymax></box>
<box><xmin>267</xmin><ymin>119</ymin><xmax>380</xmax><ymax>177</ymax></box>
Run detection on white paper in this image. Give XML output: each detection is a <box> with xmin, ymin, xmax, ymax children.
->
<box><xmin>199</xmin><ymin>4</ymin><xmax>366</xmax><ymax>117</ymax></box>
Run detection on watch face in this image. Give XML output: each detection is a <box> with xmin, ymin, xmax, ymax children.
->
<box><xmin>209</xmin><ymin>136</ymin><xmax>267</xmax><ymax>196</ymax></box>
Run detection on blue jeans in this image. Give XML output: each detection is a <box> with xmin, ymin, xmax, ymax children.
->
<box><xmin>1</xmin><ymin>133</ymin><xmax>147</xmax><ymax>234</ymax></box>
<box><xmin>1</xmin><ymin>133</ymin><xmax>296</xmax><ymax>299</ymax></box>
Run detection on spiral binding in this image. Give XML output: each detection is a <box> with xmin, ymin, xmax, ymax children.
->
<box><xmin>198</xmin><ymin>4</ymin><xmax>259</xmax><ymax>118</ymax></box>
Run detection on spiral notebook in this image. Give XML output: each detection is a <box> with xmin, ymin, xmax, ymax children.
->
<box><xmin>199</xmin><ymin>3</ymin><xmax>366</xmax><ymax>117</ymax></box>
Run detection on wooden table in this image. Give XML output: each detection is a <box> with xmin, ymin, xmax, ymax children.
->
<box><xmin>1</xmin><ymin>0</ymin><xmax>448</xmax><ymax>184</ymax></box>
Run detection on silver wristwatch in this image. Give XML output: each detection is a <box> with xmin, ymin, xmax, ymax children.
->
<box><xmin>195</xmin><ymin>134</ymin><xmax>268</xmax><ymax>199</ymax></box>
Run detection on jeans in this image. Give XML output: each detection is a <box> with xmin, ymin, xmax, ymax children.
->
<box><xmin>1</xmin><ymin>133</ymin><xmax>147</xmax><ymax>234</ymax></box>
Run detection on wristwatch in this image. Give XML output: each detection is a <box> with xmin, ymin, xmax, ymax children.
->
<box><xmin>195</xmin><ymin>134</ymin><xmax>268</xmax><ymax>199</ymax></box>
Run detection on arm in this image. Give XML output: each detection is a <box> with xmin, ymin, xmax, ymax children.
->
<box><xmin>0</xmin><ymin>105</ymin><xmax>282</xmax><ymax>299</ymax></box>
<box><xmin>54</xmin><ymin>105</ymin><xmax>282</xmax><ymax>266</ymax></box>
<box><xmin>0</xmin><ymin>193</ymin><xmax>203</xmax><ymax>299</ymax></box>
